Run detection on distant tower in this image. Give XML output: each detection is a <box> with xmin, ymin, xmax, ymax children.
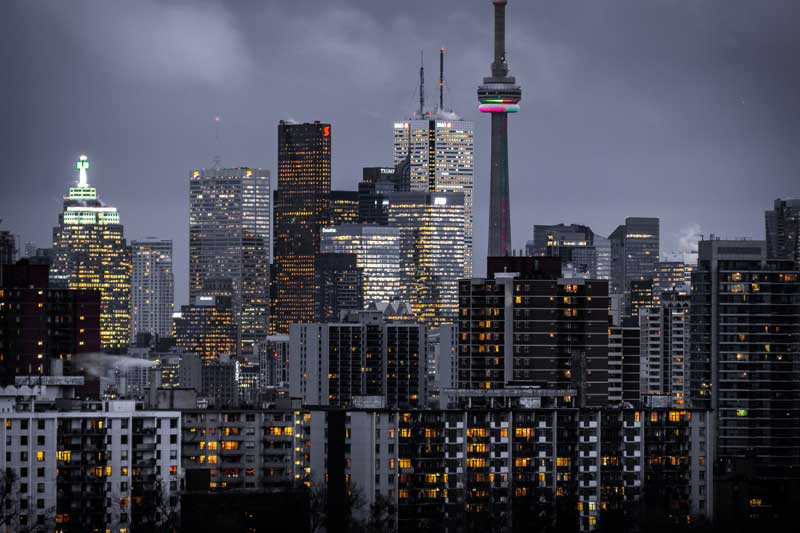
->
<box><xmin>478</xmin><ymin>0</ymin><xmax>521</xmax><ymax>257</ymax></box>
<box><xmin>189</xmin><ymin>166</ymin><xmax>270</xmax><ymax>354</ymax></box>
<box><xmin>131</xmin><ymin>239</ymin><xmax>174</xmax><ymax>343</ymax></box>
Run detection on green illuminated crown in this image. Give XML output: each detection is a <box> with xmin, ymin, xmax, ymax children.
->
<box><xmin>76</xmin><ymin>155</ymin><xmax>90</xmax><ymax>171</ymax></box>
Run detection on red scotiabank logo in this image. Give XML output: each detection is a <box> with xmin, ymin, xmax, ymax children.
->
<box><xmin>323</xmin><ymin>126</ymin><xmax>330</xmax><ymax>137</ymax></box>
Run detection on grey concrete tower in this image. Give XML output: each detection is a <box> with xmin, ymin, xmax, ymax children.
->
<box><xmin>478</xmin><ymin>0</ymin><xmax>521</xmax><ymax>257</ymax></box>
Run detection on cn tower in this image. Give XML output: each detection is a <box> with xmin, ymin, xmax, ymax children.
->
<box><xmin>478</xmin><ymin>0</ymin><xmax>521</xmax><ymax>257</ymax></box>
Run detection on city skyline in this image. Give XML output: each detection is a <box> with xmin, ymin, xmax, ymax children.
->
<box><xmin>2</xmin><ymin>0</ymin><xmax>798</xmax><ymax>306</ymax></box>
<box><xmin>0</xmin><ymin>2</ymin><xmax>799</xmax><ymax>530</ymax></box>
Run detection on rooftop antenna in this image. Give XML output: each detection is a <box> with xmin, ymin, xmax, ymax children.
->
<box><xmin>418</xmin><ymin>51</ymin><xmax>425</xmax><ymax>117</ymax></box>
<box><xmin>439</xmin><ymin>48</ymin><xmax>445</xmax><ymax>111</ymax></box>
<box><xmin>213</xmin><ymin>115</ymin><xmax>222</xmax><ymax>168</ymax></box>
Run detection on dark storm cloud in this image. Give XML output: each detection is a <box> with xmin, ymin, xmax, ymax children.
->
<box><xmin>1</xmin><ymin>0</ymin><xmax>798</xmax><ymax>305</ymax></box>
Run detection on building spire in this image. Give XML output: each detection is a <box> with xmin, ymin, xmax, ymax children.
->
<box><xmin>492</xmin><ymin>0</ymin><xmax>509</xmax><ymax>78</ymax></box>
<box><xmin>76</xmin><ymin>155</ymin><xmax>90</xmax><ymax>187</ymax></box>
<box><xmin>418</xmin><ymin>51</ymin><xmax>425</xmax><ymax>117</ymax></box>
<box><xmin>439</xmin><ymin>48</ymin><xmax>445</xmax><ymax>111</ymax></box>
<box><xmin>213</xmin><ymin>115</ymin><xmax>222</xmax><ymax>168</ymax></box>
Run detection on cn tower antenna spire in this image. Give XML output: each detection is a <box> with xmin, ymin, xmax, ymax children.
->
<box><xmin>492</xmin><ymin>0</ymin><xmax>509</xmax><ymax>78</ymax></box>
<box><xmin>478</xmin><ymin>0</ymin><xmax>521</xmax><ymax>257</ymax></box>
<box><xmin>418</xmin><ymin>51</ymin><xmax>425</xmax><ymax>117</ymax></box>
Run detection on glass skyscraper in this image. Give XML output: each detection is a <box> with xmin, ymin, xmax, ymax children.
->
<box><xmin>393</xmin><ymin>116</ymin><xmax>474</xmax><ymax>277</ymax></box>
<box><xmin>51</xmin><ymin>156</ymin><xmax>131</xmax><ymax>350</ymax></box>
<box><xmin>130</xmin><ymin>239</ymin><xmax>174</xmax><ymax>343</ymax></box>
<box><xmin>528</xmin><ymin>223</ymin><xmax>610</xmax><ymax>280</ymax></box>
<box><xmin>609</xmin><ymin>217</ymin><xmax>660</xmax><ymax>315</ymax></box>
<box><xmin>273</xmin><ymin>121</ymin><xmax>331</xmax><ymax>334</ymax></box>
<box><xmin>653</xmin><ymin>260</ymin><xmax>693</xmax><ymax>302</ymax></box>
<box><xmin>315</xmin><ymin>253</ymin><xmax>364</xmax><ymax>322</ymax></box>
<box><xmin>593</xmin><ymin>233</ymin><xmax>611</xmax><ymax>280</ymax></box>
<box><xmin>320</xmin><ymin>224</ymin><xmax>401</xmax><ymax>306</ymax></box>
<box><xmin>385</xmin><ymin>191</ymin><xmax>465</xmax><ymax>325</ymax></box>
<box><xmin>329</xmin><ymin>190</ymin><xmax>360</xmax><ymax>225</ymax></box>
<box><xmin>174</xmin><ymin>295</ymin><xmax>237</xmax><ymax>361</ymax></box>
<box><xmin>189</xmin><ymin>166</ymin><xmax>270</xmax><ymax>354</ymax></box>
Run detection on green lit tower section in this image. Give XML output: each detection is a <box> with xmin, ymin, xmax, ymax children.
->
<box><xmin>51</xmin><ymin>155</ymin><xmax>131</xmax><ymax>350</ymax></box>
<box><xmin>478</xmin><ymin>0</ymin><xmax>521</xmax><ymax>257</ymax></box>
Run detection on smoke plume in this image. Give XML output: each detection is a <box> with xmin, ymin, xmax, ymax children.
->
<box><xmin>73</xmin><ymin>352</ymin><xmax>155</xmax><ymax>378</ymax></box>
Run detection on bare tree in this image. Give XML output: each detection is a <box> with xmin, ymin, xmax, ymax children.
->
<box><xmin>133</xmin><ymin>479</ymin><xmax>180</xmax><ymax>532</ymax></box>
<box><xmin>308</xmin><ymin>480</ymin><xmax>365</xmax><ymax>533</ymax></box>
<box><xmin>0</xmin><ymin>468</ymin><xmax>55</xmax><ymax>533</ymax></box>
<box><xmin>346</xmin><ymin>483</ymin><xmax>365</xmax><ymax>532</ymax></box>
<box><xmin>366</xmin><ymin>493</ymin><xmax>396</xmax><ymax>533</ymax></box>
<box><xmin>309</xmin><ymin>483</ymin><xmax>327</xmax><ymax>533</ymax></box>
<box><xmin>0</xmin><ymin>468</ymin><xmax>17</xmax><ymax>529</ymax></box>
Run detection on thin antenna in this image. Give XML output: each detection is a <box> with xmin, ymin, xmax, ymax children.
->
<box><xmin>418</xmin><ymin>51</ymin><xmax>424</xmax><ymax>117</ymax></box>
<box><xmin>213</xmin><ymin>115</ymin><xmax>222</xmax><ymax>168</ymax></box>
<box><xmin>439</xmin><ymin>48</ymin><xmax>445</xmax><ymax>111</ymax></box>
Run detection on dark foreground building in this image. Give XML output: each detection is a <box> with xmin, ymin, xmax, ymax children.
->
<box><xmin>0</xmin><ymin>260</ymin><xmax>100</xmax><ymax>382</ymax></box>
<box><xmin>308</xmin><ymin>406</ymin><xmax>713</xmax><ymax>533</ymax></box>
<box><xmin>458</xmin><ymin>257</ymin><xmax>610</xmax><ymax>407</ymax></box>
<box><xmin>690</xmin><ymin>239</ymin><xmax>800</xmax><ymax>531</ymax></box>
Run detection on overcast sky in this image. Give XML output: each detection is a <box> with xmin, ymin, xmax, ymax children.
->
<box><xmin>1</xmin><ymin>0</ymin><xmax>798</xmax><ymax>306</ymax></box>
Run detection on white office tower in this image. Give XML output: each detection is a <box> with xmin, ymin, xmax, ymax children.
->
<box><xmin>320</xmin><ymin>224</ymin><xmax>401</xmax><ymax>306</ymax></box>
<box><xmin>130</xmin><ymin>239</ymin><xmax>174</xmax><ymax>343</ymax></box>
<box><xmin>393</xmin><ymin>50</ymin><xmax>474</xmax><ymax>277</ymax></box>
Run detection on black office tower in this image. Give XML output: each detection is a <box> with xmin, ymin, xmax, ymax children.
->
<box><xmin>273</xmin><ymin>121</ymin><xmax>332</xmax><ymax>333</ymax></box>
<box><xmin>315</xmin><ymin>253</ymin><xmax>364</xmax><ymax>322</ymax></box>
